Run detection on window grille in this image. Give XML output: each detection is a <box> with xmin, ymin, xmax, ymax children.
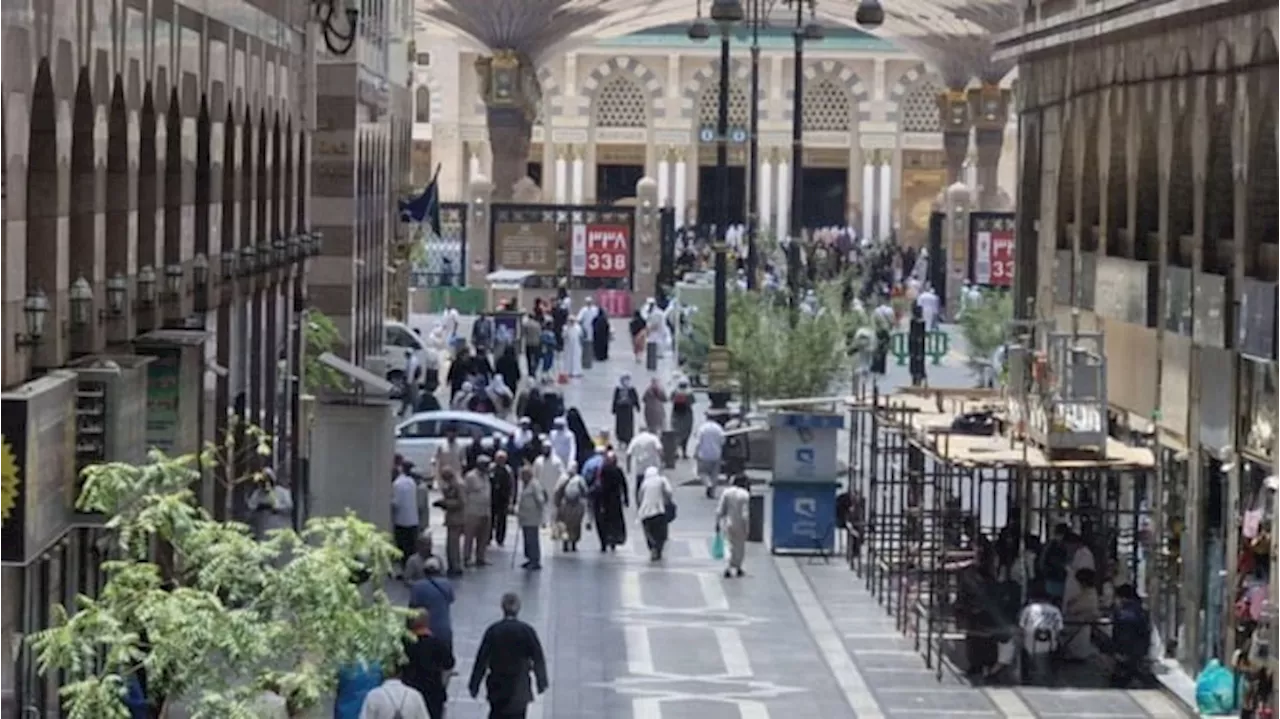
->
<box><xmin>900</xmin><ymin>79</ymin><xmax>943</xmax><ymax>133</ymax></box>
<box><xmin>801</xmin><ymin>77</ymin><xmax>852</xmax><ymax>132</ymax></box>
<box><xmin>594</xmin><ymin>76</ymin><xmax>649</xmax><ymax>128</ymax></box>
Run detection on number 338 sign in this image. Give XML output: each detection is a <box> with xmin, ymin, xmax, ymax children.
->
<box><xmin>572</xmin><ymin>224</ymin><xmax>630</xmax><ymax>279</ymax></box>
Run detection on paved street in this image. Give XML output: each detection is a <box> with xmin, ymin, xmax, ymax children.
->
<box><xmin>388</xmin><ymin>315</ymin><xmax>1194</xmax><ymax>719</ymax></box>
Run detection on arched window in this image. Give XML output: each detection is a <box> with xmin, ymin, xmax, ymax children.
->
<box><xmin>415</xmin><ymin>86</ymin><xmax>431</xmax><ymax>123</ymax></box>
<box><xmin>697</xmin><ymin>80</ymin><xmax>750</xmax><ymax>129</ymax></box>
<box><xmin>801</xmin><ymin>77</ymin><xmax>853</xmax><ymax>132</ymax></box>
<box><xmin>594</xmin><ymin>76</ymin><xmax>648</xmax><ymax>128</ymax></box>
<box><xmin>900</xmin><ymin>79</ymin><xmax>943</xmax><ymax>133</ymax></box>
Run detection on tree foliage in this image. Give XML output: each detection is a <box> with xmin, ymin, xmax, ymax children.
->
<box><xmin>30</xmin><ymin>448</ymin><xmax>410</xmax><ymax>718</ymax></box>
<box><xmin>303</xmin><ymin>310</ymin><xmax>349</xmax><ymax>393</ymax></box>
<box><xmin>687</xmin><ymin>281</ymin><xmax>866</xmax><ymax>403</ymax></box>
<box><xmin>958</xmin><ymin>289</ymin><xmax>1014</xmax><ymax>382</ymax></box>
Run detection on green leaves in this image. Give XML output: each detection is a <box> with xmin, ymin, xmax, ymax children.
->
<box><xmin>688</xmin><ymin>281</ymin><xmax>866</xmax><ymax>404</ymax></box>
<box><xmin>303</xmin><ymin>309</ymin><xmax>349</xmax><ymax>392</ymax></box>
<box><xmin>958</xmin><ymin>290</ymin><xmax>1014</xmax><ymax>382</ymax></box>
<box><xmin>30</xmin><ymin>448</ymin><xmax>410</xmax><ymax>717</ymax></box>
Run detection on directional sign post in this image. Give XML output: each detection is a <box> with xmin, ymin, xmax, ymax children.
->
<box><xmin>769</xmin><ymin>412</ymin><xmax>845</xmax><ymax>555</ymax></box>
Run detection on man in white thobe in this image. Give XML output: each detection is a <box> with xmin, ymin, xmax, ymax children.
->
<box><xmin>694</xmin><ymin>417</ymin><xmax>726</xmax><ymax>498</ymax></box>
<box><xmin>577</xmin><ymin>298</ymin><xmax>599</xmax><ymax>342</ymax></box>
<box><xmin>549</xmin><ymin>416</ymin><xmax>576</xmax><ymax>468</ymax></box>
<box><xmin>917</xmin><ymin>285</ymin><xmax>941</xmax><ymax>330</ymax></box>
<box><xmin>644</xmin><ymin>301</ymin><xmax>666</xmax><ymax>360</ymax></box>
<box><xmin>626</xmin><ymin>427</ymin><xmax>664</xmax><ymax>498</ymax></box>
<box><xmin>533</xmin><ymin>443</ymin><xmax>565</xmax><ymax>525</ymax></box>
<box><xmin>563</xmin><ymin>316</ymin><xmax>584</xmax><ymax>377</ymax></box>
<box><xmin>716</xmin><ymin>475</ymin><xmax>751</xmax><ymax>578</ymax></box>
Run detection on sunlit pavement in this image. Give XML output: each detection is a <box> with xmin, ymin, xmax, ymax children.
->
<box><xmin>352</xmin><ymin>315</ymin><xmax>1194</xmax><ymax>719</ymax></box>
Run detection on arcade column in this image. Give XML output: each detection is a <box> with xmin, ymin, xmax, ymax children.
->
<box><xmin>969</xmin><ymin>85</ymin><xmax>1012</xmax><ymax>210</ymax></box>
<box><xmin>466</xmin><ymin>177</ymin><xmax>494</xmax><ymax>290</ymax></box>
<box><xmin>633</xmin><ymin>177</ymin><xmax>661</xmax><ymax>304</ymax></box>
<box><xmin>936</xmin><ymin>88</ymin><xmax>974</xmax><ymax>185</ymax></box>
<box><xmin>475</xmin><ymin>51</ymin><xmax>540</xmax><ymax>201</ymax></box>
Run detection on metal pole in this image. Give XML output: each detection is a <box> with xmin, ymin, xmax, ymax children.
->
<box><xmin>746</xmin><ymin>1</ymin><xmax>761</xmax><ymax>290</ymax></box>
<box><xmin>711</xmin><ymin>25</ymin><xmax>732</xmax><ymax>410</ymax></box>
<box><xmin>787</xmin><ymin>2</ymin><xmax>805</xmax><ymax>296</ymax></box>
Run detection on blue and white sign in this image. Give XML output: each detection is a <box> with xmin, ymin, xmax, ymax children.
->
<box><xmin>699</xmin><ymin>127</ymin><xmax>717</xmax><ymax>143</ymax></box>
<box><xmin>770</xmin><ymin>412</ymin><xmax>844</xmax><ymax>483</ymax></box>
<box><xmin>729</xmin><ymin>127</ymin><xmax>748</xmax><ymax>143</ymax></box>
<box><xmin>770</xmin><ymin>482</ymin><xmax>838</xmax><ymax>553</ymax></box>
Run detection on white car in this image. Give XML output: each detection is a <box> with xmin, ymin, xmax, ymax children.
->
<box><xmin>395</xmin><ymin>410</ymin><xmax>519</xmax><ymax>478</ymax></box>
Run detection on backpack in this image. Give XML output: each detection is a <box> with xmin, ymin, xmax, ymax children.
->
<box><xmin>564</xmin><ymin>477</ymin><xmax>584</xmax><ymax>503</ymax></box>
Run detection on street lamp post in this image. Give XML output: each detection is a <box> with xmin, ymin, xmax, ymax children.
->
<box><xmin>785</xmin><ymin>1</ymin><xmax>822</xmax><ymax>300</ymax></box>
<box><xmin>745</xmin><ymin>0</ymin><xmax>763</xmax><ymax>291</ymax></box>
<box><xmin>691</xmin><ymin>0</ymin><xmax>744</xmax><ymax>412</ymax></box>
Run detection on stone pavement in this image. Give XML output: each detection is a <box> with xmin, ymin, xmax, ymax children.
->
<box><xmin>390</xmin><ymin>314</ymin><xmax>1194</xmax><ymax>719</ymax></box>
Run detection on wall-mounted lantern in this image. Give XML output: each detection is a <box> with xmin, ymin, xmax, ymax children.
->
<box><xmin>222</xmin><ymin>252</ymin><xmax>238</xmax><ymax>280</ymax></box>
<box><xmin>164</xmin><ymin>263</ymin><xmax>185</xmax><ymax>297</ymax></box>
<box><xmin>106</xmin><ymin>273</ymin><xmax>128</xmax><ymax>316</ymax></box>
<box><xmin>17</xmin><ymin>288</ymin><xmax>50</xmax><ymax>346</ymax></box>
<box><xmin>192</xmin><ymin>253</ymin><xmax>210</xmax><ymax>289</ymax></box>
<box><xmin>240</xmin><ymin>245</ymin><xmax>258</xmax><ymax>275</ymax></box>
<box><xmin>69</xmin><ymin>276</ymin><xmax>94</xmax><ymax>327</ymax></box>
<box><xmin>137</xmin><ymin>265</ymin><xmax>158</xmax><ymax>307</ymax></box>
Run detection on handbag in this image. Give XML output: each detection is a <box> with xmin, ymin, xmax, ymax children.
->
<box><xmin>710</xmin><ymin>532</ymin><xmax>725</xmax><ymax>560</ymax></box>
<box><xmin>664</xmin><ymin>500</ymin><xmax>678</xmax><ymax>523</ymax></box>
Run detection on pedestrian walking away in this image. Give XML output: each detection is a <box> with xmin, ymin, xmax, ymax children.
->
<box><xmin>358</xmin><ymin>662</ymin><xmax>431</xmax><ymax>719</ymax></box>
<box><xmin>626</xmin><ymin>427</ymin><xmax>663</xmax><ymax>498</ymax></box>
<box><xmin>694</xmin><ymin>415</ymin><xmax>726</xmax><ymax>499</ymax></box>
<box><xmin>433</xmin><ymin>469</ymin><xmax>466</xmax><ymax>576</ymax></box>
<box><xmin>392</xmin><ymin>464</ymin><xmax>422</xmax><ymax>574</ymax></box>
<box><xmin>716</xmin><ymin>475</ymin><xmax>751</xmax><ymax>577</ymax></box>
<box><xmin>468</xmin><ymin>592</ymin><xmax>549</xmax><ymax>719</ymax></box>
<box><xmin>402</xmin><ymin>609</ymin><xmax>456</xmax><ymax>719</ymax></box>
<box><xmin>408</xmin><ymin>556</ymin><xmax>456</xmax><ymax>651</ymax></box>
<box><xmin>593</xmin><ymin>451</ymin><xmax>630</xmax><ymax>552</ymax></box>
<box><xmin>669</xmin><ymin>380</ymin><xmax>696</xmax><ymax>459</ymax></box>
<box><xmin>636</xmin><ymin>467</ymin><xmax>674</xmax><ymax>561</ymax></box>
<box><xmin>515</xmin><ymin>467</ymin><xmax>547</xmax><ymax>570</ymax></box>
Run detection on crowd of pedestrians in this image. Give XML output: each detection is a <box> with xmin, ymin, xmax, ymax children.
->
<box><xmin>351</xmin><ymin>299</ymin><xmax>755</xmax><ymax>719</ymax></box>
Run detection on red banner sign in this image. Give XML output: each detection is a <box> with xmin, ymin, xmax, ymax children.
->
<box><xmin>583</xmin><ymin>224</ymin><xmax>630</xmax><ymax>279</ymax></box>
<box><xmin>595</xmin><ymin>289</ymin><xmax>632</xmax><ymax>317</ymax></box>
<box><xmin>974</xmin><ymin>228</ymin><xmax>1015</xmax><ymax>287</ymax></box>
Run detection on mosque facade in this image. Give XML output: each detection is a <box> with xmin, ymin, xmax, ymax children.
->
<box><xmin>410</xmin><ymin>24</ymin><xmax>1018</xmax><ymax>247</ymax></box>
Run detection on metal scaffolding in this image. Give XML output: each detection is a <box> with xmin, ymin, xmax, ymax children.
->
<box><xmin>849</xmin><ymin>386</ymin><xmax>1157</xmax><ymax>682</ymax></box>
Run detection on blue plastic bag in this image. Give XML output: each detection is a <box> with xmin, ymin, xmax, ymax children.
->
<box><xmin>710</xmin><ymin>532</ymin><xmax>726</xmax><ymax>560</ymax></box>
<box><xmin>1194</xmin><ymin>659</ymin><xmax>1240</xmax><ymax>715</ymax></box>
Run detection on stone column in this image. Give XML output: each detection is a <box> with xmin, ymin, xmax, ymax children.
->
<box><xmin>776</xmin><ymin>155</ymin><xmax>791</xmax><ymax>240</ymax></box>
<box><xmin>570</xmin><ymin>146</ymin><xmax>585</xmax><ymax>204</ymax></box>
<box><xmin>466</xmin><ymin>177</ymin><xmax>494</xmax><ymax>290</ymax></box>
<box><xmin>759</xmin><ymin>149</ymin><xmax>774</xmax><ymax>234</ymax></box>
<box><xmin>468</xmin><ymin>145</ymin><xmax>483</xmax><ymax>183</ymax></box>
<box><xmin>475</xmin><ymin>51</ymin><xmax>540</xmax><ymax>201</ymax></box>
<box><xmin>861</xmin><ymin>153</ymin><xmax>876</xmax><ymax>240</ymax></box>
<box><xmin>554</xmin><ymin>146</ymin><xmax>568</xmax><ymax>204</ymax></box>
<box><xmin>969</xmin><ymin>85</ymin><xmax>1013</xmax><ymax>210</ymax></box>
<box><xmin>937</xmin><ymin>88</ymin><xmax>973</xmax><ymax>184</ymax></box>
<box><xmin>657</xmin><ymin>149</ymin><xmax>671</xmax><ymax>208</ymax></box>
<box><xmin>634</xmin><ymin>177</ymin><xmax>661</xmax><ymax>302</ymax></box>
<box><xmin>878</xmin><ymin>152</ymin><xmax>893</xmax><ymax>240</ymax></box>
<box><xmin>673</xmin><ymin>149</ymin><xmax>688</xmax><ymax>228</ymax></box>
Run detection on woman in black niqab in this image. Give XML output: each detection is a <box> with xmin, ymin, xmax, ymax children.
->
<box><xmin>565</xmin><ymin>407</ymin><xmax>595</xmax><ymax>467</ymax></box>
<box><xmin>592</xmin><ymin>308</ymin><xmax>611</xmax><ymax>361</ymax></box>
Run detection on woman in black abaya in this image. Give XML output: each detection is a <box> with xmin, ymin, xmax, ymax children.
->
<box><xmin>593</xmin><ymin>452</ymin><xmax>629</xmax><ymax>551</ymax></box>
<box><xmin>592</xmin><ymin>308</ymin><xmax>611</xmax><ymax>361</ymax></box>
<box><xmin>565</xmin><ymin>407</ymin><xmax>595</xmax><ymax>467</ymax></box>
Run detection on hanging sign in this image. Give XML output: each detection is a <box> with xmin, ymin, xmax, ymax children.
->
<box><xmin>971</xmin><ymin>215</ymin><xmax>1016</xmax><ymax>287</ymax></box>
<box><xmin>579</xmin><ymin>224</ymin><xmax>630</xmax><ymax>279</ymax></box>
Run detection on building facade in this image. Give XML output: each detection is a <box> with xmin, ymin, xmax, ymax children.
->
<box><xmin>411</xmin><ymin>24</ymin><xmax>1019</xmax><ymax>248</ymax></box>
<box><xmin>310</xmin><ymin>0</ymin><xmax>416</xmax><ymax>359</ymax></box>
<box><xmin>1</xmin><ymin>0</ymin><xmax>320</xmax><ymax>712</ymax></box>
<box><xmin>998</xmin><ymin>0</ymin><xmax>1277</xmax><ymax>677</ymax></box>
